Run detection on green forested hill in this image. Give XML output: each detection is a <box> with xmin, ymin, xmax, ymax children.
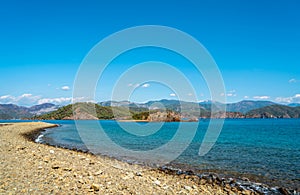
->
<box><xmin>33</xmin><ymin>102</ymin><xmax>136</xmax><ymax>120</ymax></box>
<box><xmin>31</xmin><ymin>102</ymin><xmax>300</xmax><ymax>120</ymax></box>
<box><xmin>246</xmin><ymin>105</ymin><xmax>300</xmax><ymax>118</ymax></box>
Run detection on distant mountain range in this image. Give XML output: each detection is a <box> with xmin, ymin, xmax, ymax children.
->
<box><xmin>0</xmin><ymin>103</ymin><xmax>59</xmax><ymax>119</ymax></box>
<box><xmin>1</xmin><ymin>100</ymin><xmax>300</xmax><ymax>120</ymax></box>
<box><xmin>288</xmin><ymin>103</ymin><xmax>300</xmax><ymax>107</ymax></box>
<box><xmin>226</xmin><ymin>100</ymin><xmax>277</xmax><ymax>113</ymax></box>
<box><xmin>246</xmin><ymin>105</ymin><xmax>300</xmax><ymax>118</ymax></box>
<box><xmin>99</xmin><ymin>99</ymin><xmax>278</xmax><ymax>113</ymax></box>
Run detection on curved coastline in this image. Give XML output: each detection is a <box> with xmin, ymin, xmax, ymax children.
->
<box><xmin>0</xmin><ymin>122</ymin><xmax>296</xmax><ymax>194</ymax></box>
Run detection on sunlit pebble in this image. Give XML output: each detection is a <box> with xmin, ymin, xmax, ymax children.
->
<box><xmin>154</xmin><ymin>180</ymin><xmax>161</xmax><ymax>186</ymax></box>
<box><xmin>50</xmin><ymin>150</ymin><xmax>54</xmax><ymax>154</ymax></box>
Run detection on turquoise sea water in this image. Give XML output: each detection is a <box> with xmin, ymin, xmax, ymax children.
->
<box><xmin>2</xmin><ymin>119</ymin><xmax>299</xmax><ymax>190</ymax></box>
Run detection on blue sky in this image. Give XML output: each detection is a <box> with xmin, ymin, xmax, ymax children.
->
<box><xmin>0</xmin><ymin>0</ymin><xmax>300</xmax><ymax>106</ymax></box>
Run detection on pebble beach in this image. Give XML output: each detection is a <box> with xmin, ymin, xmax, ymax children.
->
<box><xmin>0</xmin><ymin>122</ymin><xmax>258</xmax><ymax>194</ymax></box>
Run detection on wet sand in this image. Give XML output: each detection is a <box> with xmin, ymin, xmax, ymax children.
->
<box><xmin>0</xmin><ymin>122</ymin><xmax>256</xmax><ymax>194</ymax></box>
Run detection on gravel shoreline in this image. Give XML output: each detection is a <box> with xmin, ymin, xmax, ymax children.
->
<box><xmin>0</xmin><ymin>122</ymin><xmax>262</xmax><ymax>194</ymax></box>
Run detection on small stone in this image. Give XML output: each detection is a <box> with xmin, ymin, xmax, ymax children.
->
<box><xmin>123</xmin><ymin>175</ymin><xmax>130</xmax><ymax>180</ymax></box>
<box><xmin>278</xmin><ymin>187</ymin><xmax>289</xmax><ymax>195</ymax></box>
<box><xmin>154</xmin><ymin>180</ymin><xmax>161</xmax><ymax>186</ymax></box>
<box><xmin>199</xmin><ymin>179</ymin><xmax>206</xmax><ymax>185</ymax></box>
<box><xmin>43</xmin><ymin>158</ymin><xmax>50</xmax><ymax>163</ymax></box>
<box><xmin>242</xmin><ymin>191</ymin><xmax>251</xmax><ymax>195</ymax></box>
<box><xmin>228</xmin><ymin>178</ymin><xmax>236</xmax><ymax>184</ymax></box>
<box><xmin>51</xmin><ymin>165</ymin><xmax>60</xmax><ymax>169</ymax></box>
<box><xmin>136</xmin><ymin>172</ymin><xmax>142</xmax><ymax>176</ymax></box>
<box><xmin>63</xmin><ymin>167</ymin><xmax>72</xmax><ymax>171</ymax></box>
<box><xmin>231</xmin><ymin>187</ymin><xmax>238</xmax><ymax>192</ymax></box>
<box><xmin>162</xmin><ymin>184</ymin><xmax>169</xmax><ymax>190</ymax></box>
<box><xmin>225</xmin><ymin>184</ymin><xmax>231</xmax><ymax>189</ymax></box>
<box><xmin>50</xmin><ymin>150</ymin><xmax>55</xmax><ymax>154</ymax></box>
<box><xmin>94</xmin><ymin>170</ymin><xmax>103</xmax><ymax>176</ymax></box>
<box><xmin>16</xmin><ymin>145</ymin><xmax>26</xmax><ymax>150</ymax></box>
<box><xmin>91</xmin><ymin>183</ymin><xmax>100</xmax><ymax>191</ymax></box>
<box><xmin>126</xmin><ymin>172</ymin><xmax>134</xmax><ymax>179</ymax></box>
<box><xmin>119</xmin><ymin>184</ymin><xmax>128</xmax><ymax>190</ymax></box>
<box><xmin>78</xmin><ymin>179</ymin><xmax>84</xmax><ymax>184</ymax></box>
<box><xmin>38</xmin><ymin>166</ymin><xmax>43</xmax><ymax>170</ymax></box>
<box><xmin>206</xmin><ymin>178</ymin><xmax>213</xmax><ymax>184</ymax></box>
<box><xmin>184</xmin><ymin>185</ymin><xmax>192</xmax><ymax>191</ymax></box>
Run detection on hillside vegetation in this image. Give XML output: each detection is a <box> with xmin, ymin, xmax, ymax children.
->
<box><xmin>246</xmin><ymin>105</ymin><xmax>300</xmax><ymax>118</ymax></box>
<box><xmin>32</xmin><ymin>102</ymin><xmax>300</xmax><ymax>120</ymax></box>
<box><xmin>0</xmin><ymin>103</ymin><xmax>58</xmax><ymax>119</ymax></box>
<box><xmin>2</xmin><ymin>100</ymin><xmax>300</xmax><ymax>120</ymax></box>
<box><xmin>32</xmin><ymin>102</ymin><xmax>144</xmax><ymax>120</ymax></box>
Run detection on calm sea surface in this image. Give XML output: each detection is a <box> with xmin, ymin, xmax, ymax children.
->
<box><xmin>2</xmin><ymin>119</ymin><xmax>299</xmax><ymax>190</ymax></box>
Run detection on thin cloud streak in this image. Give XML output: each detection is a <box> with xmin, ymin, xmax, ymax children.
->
<box><xmin>275</xmin><ymin>94</ymin><xmax>300</xmax><ymax>104</ymax></box>
<box><xmin>61</xmin><ymin>86</ymin><xmax>70</xmax><ymax>91</ymax></box>
<box><xmin>253</xmin><ymin>96</ymin><xmax>270</xmax><ymax>100</ymax></box>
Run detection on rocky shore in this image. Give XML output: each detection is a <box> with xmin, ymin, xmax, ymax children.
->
<box><xmin>0</xmin><ymin>122</ymin><xmax>278</xmax><ymax>194</ymax></box>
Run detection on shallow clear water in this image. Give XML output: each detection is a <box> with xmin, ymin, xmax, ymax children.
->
<box><xmin>2</xmin><ymin>119</ymin><xmax>299</xmax><ymax>189</ymax></box>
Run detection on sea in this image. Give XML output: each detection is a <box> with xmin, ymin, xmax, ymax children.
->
<box><xmin>2</xmin><ymin>119</ymin><xmax>299</xmax><ymax>192</ymax></box>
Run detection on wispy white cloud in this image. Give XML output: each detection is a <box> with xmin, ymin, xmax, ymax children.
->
<box><xmin>289</xmin><ymin>78</ymin><xmax>298</xmax><ymax>83</ymax></box>
<box><xmin>128</xmin><ymin>83</ymin><xmax>151</xmax><ymax>88</ymax></box>
<box><xmin>275</xmin><ymin>94</ymin><xmax>300</xmax><ymax>104</ymax></box>
<box><xmin>128</xmin><ymin>83</ymin><xmax>140</xmax><ymax>88</ymax></box>
<box><xmin>244</xmin><ymin>96</ymin><xmax>249</xmax><ymax>99</ymax></box>
<box><xmin>170</xmin><ymin>93</ymin><xmax>176</xmax><ymax>97</ymax></box>
<box><xmin>253</xmin><ymin>95</ymin><xmax>270</xmax><ymax>100</ymax></box>
<box><xmin>227</xmin><ymin>93</ymin><xmax>236</xmax><ymax>97</ymax></box>
<box><xmin>128</xmin><ymin>83</ymin><xmax>152</xmax><ymax>88</ymax></box>
<box><xmin>61</xmin><ymin>86</ymin><xmax>70</xmax><ymax>91</ymax></box>
<box><xmin>72</xmin><ymin>97</ymin><xmax>96</xmax><ymax>103</ymax></box>
<box><xmin>0</xmin><ymin>94</ymin><xmax>40</xmax><ymax>106</ymax></box>
<box><xmin>38</xmin><ymin>97</ymin><xmax>72</xmax><ymax>105</ymax></box>
<box><xmin>21</xmin><ymin>93</ymin><xmax>33</xmax><ymax>98</ymax></box>
<box><xmin>220</xmin><ymin>90</ymin><xmax>237</xmax><ymax>97</ymax></box>
<box><xmin>0</xmin><ymin>95</ymin><xmax>13</xmax><ymax>100</ymax></box>
<box><xmin>38</xmin><ymin>96</ymin><xmax>94</xmax><ymax>105</ymax></box>
<box><xmin>0</xmin><ymin>94</ymin><xmax>78</xmax><ymax>106</ymax></box>
<box><xmin>141</xmin><ymin>83</ymin><xmax>150</xmax><ymax>88</ymax></box>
